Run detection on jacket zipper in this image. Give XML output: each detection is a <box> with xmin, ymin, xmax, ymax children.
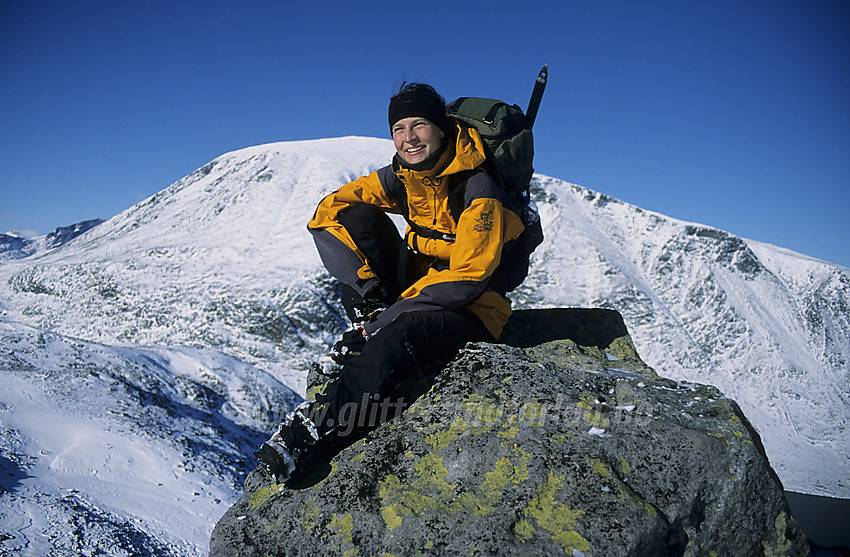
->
<box><xmin>432</xmin><ymin>188</ymin><xmax>437</xmax><ymax>226</ymax></box>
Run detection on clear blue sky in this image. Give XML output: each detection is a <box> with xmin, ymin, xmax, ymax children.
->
<box><xmin>2</xmin><ymin>0</ymin><xmax>848</xmax><ymax>267</ymax></box>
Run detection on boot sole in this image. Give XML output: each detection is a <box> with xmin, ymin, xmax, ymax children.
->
<box><xmin>254</xmin><ymin>443</ymin><xmax>294</xmax><ymax>483</ymax></box>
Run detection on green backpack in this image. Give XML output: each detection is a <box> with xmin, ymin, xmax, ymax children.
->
<box><xmin>444</xmin><ymin>66</ymin><xmax>547</xmax><ymax>292</ymax></box>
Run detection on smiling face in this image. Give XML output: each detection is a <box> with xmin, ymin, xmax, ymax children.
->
<box><xmin>391</xmin><ymin>117</ymin><xmax>445</xmax><ymax>166</ymax></box>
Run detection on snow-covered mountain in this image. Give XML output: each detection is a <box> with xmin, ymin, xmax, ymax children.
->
<box><xmin>1</xmin><ymin>136</ymin><xmax>847</xmax><ymax>554</ymax></box>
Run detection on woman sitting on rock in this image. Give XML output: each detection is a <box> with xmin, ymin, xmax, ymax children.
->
<box><xmin>256</xmin><ymin>82</ymin><xmax>525</xmax><ymax>483</ymax></box>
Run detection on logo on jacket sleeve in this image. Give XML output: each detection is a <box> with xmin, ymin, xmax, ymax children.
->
<box><xmin>473</xmin><ymin>209</ymin><xmax>494</xmax><ymax>233</ymax></box>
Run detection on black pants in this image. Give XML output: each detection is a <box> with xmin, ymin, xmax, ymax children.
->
<box><xmin>315</xmin><ymin>203</ymin><xmax>493</xmax><ymax>437</ymax></box>
<box><xmin>337</xmin><ymin>202</ymin><xmax>407</xmax><ymax>314</ymax></box>
<box><xmin>318</xmin><ymin>309</ymin><xmax>490</xmax><ymax>434</ymax></box>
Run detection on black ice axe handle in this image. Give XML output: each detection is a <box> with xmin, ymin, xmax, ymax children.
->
<box><xmin>525</xmin><ymin>64</ymin><xmax>548</xmax><ymax>129</ymax></box>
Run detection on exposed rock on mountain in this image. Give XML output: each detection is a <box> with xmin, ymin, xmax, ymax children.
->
<box><xmin>44</xmin><ymin>219</ymin><xmax>103</xmax><ymax>250</ymax></box>
<box><xmin>210</xmin><ymin>309</ymin><xmax>807</xmax><ymax>557</ymax></box>
<box><xmin>0</xmin><ymin>232</ymin><xmax>30</xmax><ymax>258</ymax></box>
<box><xmin>0</xmin><ymin>219</ymin><xmax>103</xmax><ymax>260</ymax></box>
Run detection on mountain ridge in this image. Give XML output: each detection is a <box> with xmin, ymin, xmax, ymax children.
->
<box><xmin>1</xmin><ymin>219</ymin><xmax>104</xmax><ymax>261</ymax></box>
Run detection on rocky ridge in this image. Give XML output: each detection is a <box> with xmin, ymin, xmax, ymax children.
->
<box><xmin>0</xmin><ymin>219</ymin><xmax>103</xmax><ymax>261</ymax></box>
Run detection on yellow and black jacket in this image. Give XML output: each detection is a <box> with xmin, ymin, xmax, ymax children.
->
<box><xmin>308</xmin><ymin>121</ymin><xmax>525</xmax><ymax>339</ymax></box>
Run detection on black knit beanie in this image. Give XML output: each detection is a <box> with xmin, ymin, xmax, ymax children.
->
<box><xmin>388</xmin><ymin>84</ymin><xmax>450</xmax><ymax>134</ymax></box>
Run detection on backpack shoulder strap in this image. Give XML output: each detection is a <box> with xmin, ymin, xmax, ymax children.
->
<box><xmin>446</xmin><ymin>169</ymin><xmax>480</xmax><ymax>224</ymax></box>
<box><xmin>377</xmin><ymin>165</ymin><xmax>403</xmax><ymax>208</ymax></box>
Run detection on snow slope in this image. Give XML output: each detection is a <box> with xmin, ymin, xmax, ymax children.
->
<box><xmin>0</xmin><ymin>320</ymin><xmax>298</xmax><ymax>556</ymax></box>
<box><xmin>1</xmin><ymin>136</ymin><xmax>847</xmax><ymax>553</ymax></box>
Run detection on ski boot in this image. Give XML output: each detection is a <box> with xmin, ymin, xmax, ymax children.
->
<box><xmin>255</xmin><ymin>401</ymin><xmax>322</xmax><ymax>483</ymax></box>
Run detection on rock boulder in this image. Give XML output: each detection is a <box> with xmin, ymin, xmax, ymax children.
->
<box><xmin>211</xmin><ymin>309</ymin><xmax>808</xmax><ymax>556</ymax></box>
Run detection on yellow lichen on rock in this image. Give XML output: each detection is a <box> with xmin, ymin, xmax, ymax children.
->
<box><xmin>329</xmin><ymin>512</ymin><xmax>358</xmax><ymax>557</ymax></box>
<box><xmin>378</xmin><ymin>441</ymin><xmax>536</xmax><ymax>529</ymax></box>
<box><xmin>514</xmin><ymin>472</ymin><xmax>589</xmax><ymax>554</ymax></box>
<box><xmin>378</xmin><ymin>454</ymin><xmax>455</xmax><ymax>530</ymax></box>
<box><xmin>464</xmin><ymin>447</ymin><xmax>531</xmax><ymax>516</ymax></box>
<box><xmin>249</xmin><ymin>483</ymin><xmax>282</xmax><ymax>510</ymax></box>
<box><xmin>762</xmin><ymin>512</ymin><xmax>795</xmax><ymax>557</ymax></box>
